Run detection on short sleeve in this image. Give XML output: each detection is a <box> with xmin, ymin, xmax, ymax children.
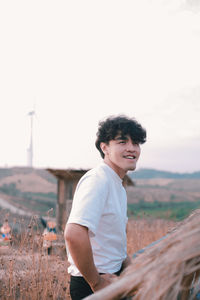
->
<box><xmin>67</xmin><ymin>172</ymin><xmax>108</xmax><ymax>236</ymax></box>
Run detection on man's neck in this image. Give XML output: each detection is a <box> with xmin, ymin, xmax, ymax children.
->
<box><xmin>103</xmin><ymin>158</ymin><xmax>126</xmax><ymax>179</ymax></box>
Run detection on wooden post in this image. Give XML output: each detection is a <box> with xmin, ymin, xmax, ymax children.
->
<box><xmin>57</xmin><ymin>179</ymin><xmax>67</xmax><ymax>231</ymax></box>
<box><xmin>57</xmin><ymin>178</ymin><xmax>78</xmax><ymax>231</ymax></box>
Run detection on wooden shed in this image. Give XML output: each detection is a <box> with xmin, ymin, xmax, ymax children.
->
<box><xmin>47</xmin><ymin>168</ymin><xmax>134</xmax><ymax>231</ymax></box>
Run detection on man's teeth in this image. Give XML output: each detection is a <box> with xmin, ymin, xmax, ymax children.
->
<box><xmin>125</xmin><ymin>156</ymin><xmax>135</xmax><ymax>159</ymax></box>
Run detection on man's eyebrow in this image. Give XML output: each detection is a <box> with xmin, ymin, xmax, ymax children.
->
<box><xmin>115</xmin><ymin>135</ymin><xmax>128</xmax><ymax>141</ymax></box>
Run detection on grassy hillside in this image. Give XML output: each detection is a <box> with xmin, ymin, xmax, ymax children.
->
<box><xmin>0</xmin><ymin>167</ymin><xmax>57</xmax><ymax>184</ymax></box>
<box><xmin>0</xmin><ymin>167</ymin><xmax>57</xmax><ymax>216</ymax></box>
<box><xmin>127</xmin><ymin>177</ymin><xmax>200</xmax><ymax>220</ymax></box>
<box><xmin>127</xmin><ymin>179</ymin><xmax>200</xmax><ymax>203</ymax></box>
<box><xmin>0</xmin><ymin>167</ymin><xmax>200</xmax><ymax>220</ymax></box>
<box><xmin>128</xmin><ymin>200</ymin><xmax>200</xmax><ymax>221</ymax></box>
<box><xmin>129</xmin><ymin>168</ymin><xmax>200</xmax><ymax>179</ymax></box>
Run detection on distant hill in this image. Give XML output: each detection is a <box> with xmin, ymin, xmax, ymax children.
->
<box><xmin>0</xmin><ymin>167</ymin><xmax>57</xmax><ymax>183</ymax></box>
<box><xmin>0</xmin><ymin>166</ymin><xmax>200</xmax><ymax>220</ymax></box>
<box><xmin>0</xmin><ymin>167</ymin><xmax>56</xmax><ymax>193</ymax></box>
<box><xmin>129</xmin><ymin>169</ymin><xmax>200</xmax><ymax>179</ymax></box>
<box><xmin>127</xmin><ymin>169</ymin><xmax>200</xmax><ymax>220</ymax></box>
<box><xmin>0</xmin><ymin>167</ymin><xmax>57</xmax><ymax>217</ymax></box>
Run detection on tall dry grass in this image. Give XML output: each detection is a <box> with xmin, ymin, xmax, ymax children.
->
<box><xmin>127</xmin><ymin>218</ymin><xmax>175</xmax><ymax>256</ymax></box>
<box><xmin>0</xmin><ymin>214</ymin><xmax>174</xmax><ymax>300</ymax></box>
<box><xmin>0</xmin><ymin>215</ymin><xmax>70</xmax><ymax>300</ymax></box>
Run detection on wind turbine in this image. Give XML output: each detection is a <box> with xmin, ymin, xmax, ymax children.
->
<box><xmin>27</xmin><ymin>110</ymin><xmax>35</xmax><ymax>167</ymax></box>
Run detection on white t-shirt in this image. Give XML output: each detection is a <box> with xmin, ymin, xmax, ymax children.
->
<box><xmin>66</xmin><ymin>162</ymin><xmax>128</xmax><ymax>276</ymax></box>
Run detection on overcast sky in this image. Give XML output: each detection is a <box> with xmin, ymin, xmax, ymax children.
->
<box><xmin>0</xmin><ymin>0</ymin><xmax>200</xmax><ymax>173</ymax></box>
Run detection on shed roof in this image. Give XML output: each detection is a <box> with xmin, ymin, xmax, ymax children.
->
<box><xmin>47</xmin><ymin>168</ymin><xmax>87</xmax><ymax>180</ymax></box>
<box><xmin>47</xmin><ymin>168</ymin><xmax>134</xmax><ymax>186</ymax></box>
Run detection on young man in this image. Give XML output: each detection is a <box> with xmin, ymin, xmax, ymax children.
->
<box><xmin>64</xmin><ymin>115</ymin><xmax>146</xmax><ymax>299</ymax></box>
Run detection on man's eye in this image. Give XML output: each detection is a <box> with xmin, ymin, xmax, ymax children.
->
<box><xmin>119</xmin><ymin>141</ymin><xmax>126</xmax><ymax>144</ymax></box>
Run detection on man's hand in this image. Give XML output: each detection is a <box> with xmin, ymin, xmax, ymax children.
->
<box><xmin>65</xmin><ymin>224</ymin><xmax>118</xmax><ymax>293</ymax></box>
<box><xmin>90</xmin><ymin>273</ymin><xmax>118</xmax><ymax>292</ymax></box>
<box><xmin>65</xmin><ymin>223</ymin><xmax>117</xmax><ymax>291</ymax></box>
<box><xmin>122</xmin><ymin>255</ymin><xmax>132</xmax><ymax>271</ymax></box>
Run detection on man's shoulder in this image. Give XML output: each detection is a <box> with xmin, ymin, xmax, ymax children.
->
<box><xmin>79</xmin><ymin>163</ymin><xmax>110</xmax><ymax>185</ymax></box>
<box><xmin>74</xmin><ymin>163</ymin><xmax>110</xmax><ymax>198</ymax></box>
<box><xmin>89</xmin><ymin>162</ymin><xmax>109</xmax><ymax>175</ymax></box>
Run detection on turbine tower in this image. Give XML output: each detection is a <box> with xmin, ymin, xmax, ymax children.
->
<box><xmin>27</xmin><ymin>110</ymin><xmax>35</xmax><ymax>167</ymax></box>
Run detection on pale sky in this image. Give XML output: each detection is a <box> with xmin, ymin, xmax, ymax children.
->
<box><xmin>0</xmin><ymin>0</ymin><xmax>200</xmax><ymax>173</ymax></box>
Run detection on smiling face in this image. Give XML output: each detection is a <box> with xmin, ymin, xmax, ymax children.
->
<box><xmin>100</xmin><ymin>134</ymin><xmax>141</xmax><ymax>179</ymax></box>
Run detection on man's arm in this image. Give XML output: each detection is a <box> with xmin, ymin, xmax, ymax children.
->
<box><xmin>121</xmin><ymin>223</ymin><xmax>133</xmax><ymax>271</ymax></box>
<box><xmin>64</xmin><ymin>223</ymin><xmax>116</xmax><ymax>291</ymax></box>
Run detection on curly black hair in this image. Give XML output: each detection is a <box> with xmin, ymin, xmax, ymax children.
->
<box><xmin>95</xmin><ymin>115</ymin><xmax>146</xmax><ymax>158</ymax></box>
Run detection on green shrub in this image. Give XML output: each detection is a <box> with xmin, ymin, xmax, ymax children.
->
<box><xmin>128</xmin><ymin>200</ymin><xmax>200</xmax><ymax>221</ymax></box>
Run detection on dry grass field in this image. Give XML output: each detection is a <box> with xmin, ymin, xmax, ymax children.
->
<box><xmin>0</xmin><ymin>216</ymin><xmax>175</xmax><ymax>300</ymax></box>
<box><xmin>127</xmin><ymin>178</ymin><xmax>200</xmax><ymax>203</ymax></box>
<box><xmin>1</xmin><ymin>168</ymin><xmax>198</xmax><ymax>299</ymax></box>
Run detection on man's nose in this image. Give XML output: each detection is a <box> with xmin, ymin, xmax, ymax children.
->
<box><xmin>126</xmin><ymin>141</ymin><xmax>136</xmax><ymax>151</ymax></box>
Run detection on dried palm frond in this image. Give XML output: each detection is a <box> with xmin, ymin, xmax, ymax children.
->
<box><xmin>85</xmin><ymin>209</ymin><xmax>200</xmax><ymax>300</ymax></box>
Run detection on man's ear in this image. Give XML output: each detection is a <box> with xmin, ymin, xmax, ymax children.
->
<box><xmin>100</xmin><ymin>142</ymin><xmax>108</xmax><ymax>156</ymax></box>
